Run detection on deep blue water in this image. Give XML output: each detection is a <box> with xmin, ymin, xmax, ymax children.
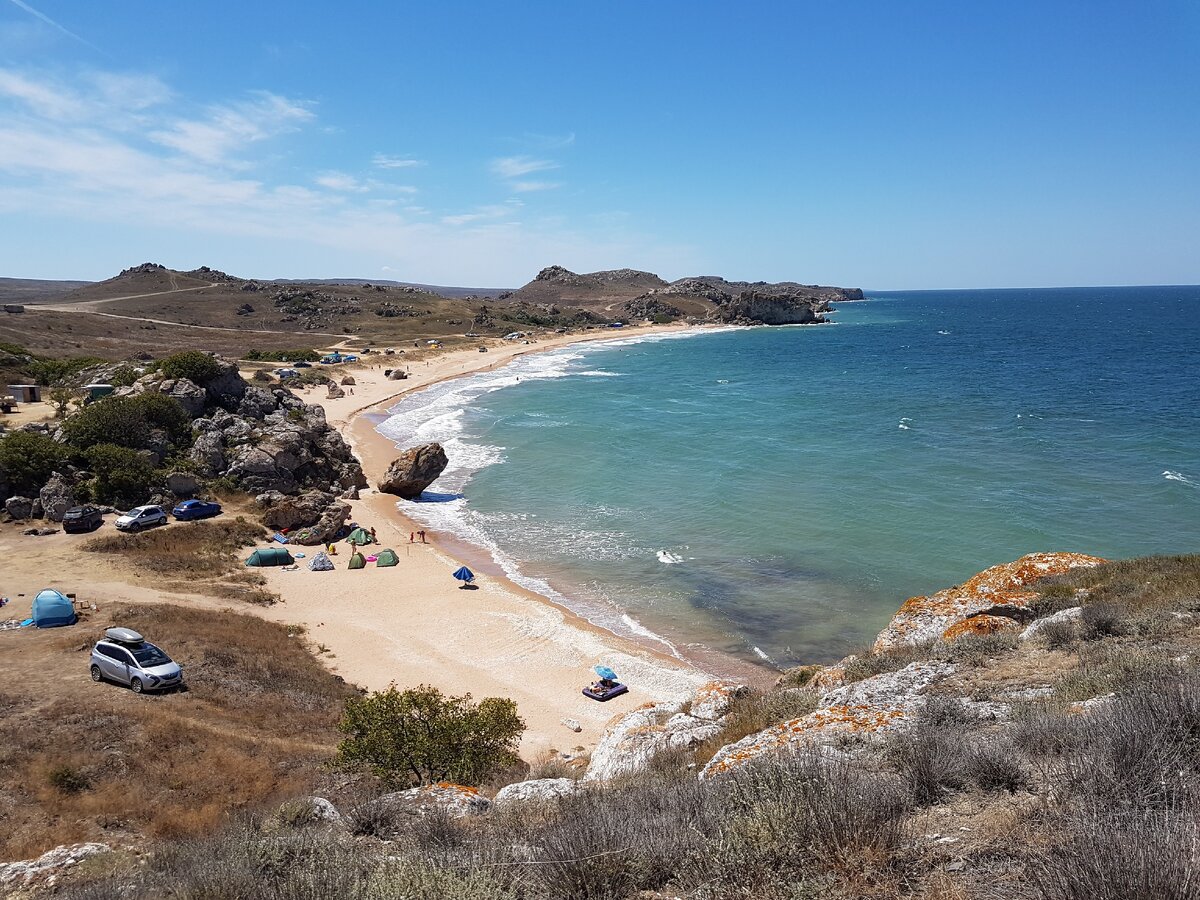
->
<box><xmin>379</xmin><ymin>286</ymin><xmax>1200</xmax><ymax>668</ymax></box>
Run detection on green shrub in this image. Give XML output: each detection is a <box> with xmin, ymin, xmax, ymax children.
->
<box><xmin>62</xmin><ymin>393</ymin><xmax>191</xmax><ymax>452</ymax></box>
<box><xmin>0</xmin><ymin>431</ymin><xmax>68</xmax><ymax>494</ymax></box>
<box><xmin>86</xmin><ymin>444</ymin><xmax>156</xmax><ymax>507</ymax></box>
<box><xmin>28</xmin><ymin>356</ymin><xmax>104</xmax><ymax>386</ymax></box>
<box><xmin>335</xmin><ymin>684</ymin><xmax>525</xmax><ymax>788</ymax></box>
<box><xmin>48</xmin><ymin>765</ymin><xmax>90</xmax><ymax>795</ymax></box>
<box><xmin>107</xmin><ymin>364</ymin><xmax>141</xmax><ymax>387</ymax></box>
<box><xmin>245</xmin><ymin>348</ymin><xmax>319</xmax><ymax>362</ymax></box>
<box><xmin>159</xmin><ymin>350</ymin><xmax>221</xmax><ymax>384</ymax></box>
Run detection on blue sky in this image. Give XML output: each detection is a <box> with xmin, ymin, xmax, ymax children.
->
<box><xmin>1</xmin><ymin>1</ymin><xmax>1197</xmax><ymax>288</ymax></box>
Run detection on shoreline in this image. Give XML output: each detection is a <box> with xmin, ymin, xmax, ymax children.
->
<box><xmin>271</xmin><ymin>324</ymin><xmax>774</xmax><ymax>756</ymax></box>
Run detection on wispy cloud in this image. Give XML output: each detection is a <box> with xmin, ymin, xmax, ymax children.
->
<box><xmin>522</xmin><ymin>131</ymin><xmax>575</xmax><ymax>150</ymax></box>
<box><xmin>490</xmin><ymin>155</ymin><xmax>559</xmax><ymax>179</ymax></box>
<box><xmin>149</xmin><ymin>91</ymin><xmax>313</xmax><ymax>164</ymax></box>
<box><xmin>315</xmin><ymin>171</ymin><xmax>369</xmax><ymax>193</ymax></box>
<box><xmin>7</xmin><ymin>0</ymin><xmax>103</xmax><ymax>53</ymax></box>
<box><xmin>441</xmin><ymin>203</ymin><xmax>519</xmax><ymax>226</ymax></box>
<box><xmin>512</xmin><ymin>180</ymin><xmax>562</xmax><ymax>193</ymax></box>
<box><xmin>372</xmin><ymin>153</ymin><xmax>425</xmax><ymax>169</ymax></box>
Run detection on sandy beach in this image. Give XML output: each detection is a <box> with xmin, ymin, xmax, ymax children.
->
<box><xmin>262</xmin><ymin>325</ymin><xmax>772</xmax><ymax>756</ymax></box>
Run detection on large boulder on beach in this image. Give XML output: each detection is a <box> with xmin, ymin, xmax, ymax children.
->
<box><xmin>5</xmin><ymin>496</ymin><xmax>36</xmax><ymax>520</ymax></box>
<box><xmin>256</xmin><ymin>490</ymin><xmax>351</xmax><ymax>545</ymax></box>
<box><xmin>378</xmin><ymin>443</ymin><xmax>449</xmax><ymax>499</ymax></box>
<box><xmin>38</xmin><ymin>473</ymin><xmax>77</xmax><ymax>522</ymax></box>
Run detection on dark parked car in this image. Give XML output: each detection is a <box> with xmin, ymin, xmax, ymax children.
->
<box><xmin>62</xmin><ymin>505</ymin><xmax>104</xmax><ymax>533</ymax></box>
<box><xmin>171</xmin><ymin>499</ymin><xmax>222</xmax><ymax>521</ymax></box>
<box><xmin>293</xmin><ymin>361</ymin><xmax>313</xmax><ymax>368</ymax></box>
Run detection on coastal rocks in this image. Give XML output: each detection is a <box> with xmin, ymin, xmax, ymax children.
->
<box><xmin>1019</xmin><ymin>606</ymin><xmax>1084</xmax><ymax>642</ymax></box>
<box><xmin>38</xmin><ymin>473</ymin><xmax>76</xmax><ymax>522</ymax></box>
<box><xmin>0</xmin><ymin>842</ymin><xmax>110</xmax><ymax>890</ymax></box>
<box><xmin>376</xmin><ymin>783</ymin><xmax>490</xmax><ymax>818</ymax></box>
<box><xmin>257</xmin><ymin>489</ymin><xmax>350</xmax><ymax>544</ymax></box>
<box><xmin>326</xmin><ymin>383</ymin><xmax>345</xmax><ymax>400</ymax></box>
<box><xmin>5</xmin><ymin>496</ymin><xmax>35</xmax><ymax>520</ymax></box>
<box><xmin>188</xmin><ymin>431</ymin><xmax>226</xmax><ymax>477</ymax></box>
<box><xmin>942</xmin><ymin>613</ymin><xmax>1024</xmax><ymax>642</ymax></box>
<box><xmin>378</xmin><ymin>443</ymin><xmax>449</xmax><ymax>499</ymax></box>
<box><xmin>711</xmin><ymin>289</ymin><xmax>830</xmax><ymax>326</ymax></box>
<box><xmin>165</xmin><ymin>471</ymin><xmax>200</xmax><ymax>497</ymax></box>
<box><xmin>583</xmin><ymin>681</ymin><xmax>746</xmax><ymax>782</ymax></box>
<box><xmin>157</xmin><ymin>377</ymin><xmax>208</xmax><ymax>417</ymax></box>
<box><xmin>700</xmin><ymin>661</ymin><xmax>955</xmax><ymax>780</ymax></box>
<box><xmin>873</xmin><ymin>552</ymin><xmax>1106</xmax><ymax>651</ymax></box>
<box><xmin>493</xmin><ymin>778</ymin><xmax>580</xmax><ymax>806</ymax></box>
<box><xmin>237</xmin><ymin>386</ymin><xmax>277</xmax><ymax>419</ymax></box>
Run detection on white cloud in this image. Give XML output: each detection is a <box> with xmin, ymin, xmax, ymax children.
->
<box><xmin>0</xmin><ymin>68</ymin><xmax>83</xmax><ymax>119</ymax></box>
<box><xmin>511</xmin><ymin>180</ymin><xmax>562</xmax><ymax>193</ymax></box>
<box><xmin>315</xmin><ymin>171</ymin><xmax>368</xmax><ymax>193</ymax></box>
<box><xmin>490</xmin><ymin>155</ymin><xmax>558</xmax><ymax>178</ymax></box>
<box><xmin>149</xmin><ymin>91</ymin><xmax>313</xmax><ymax>164</ymax></box>
<box><xmin>7</xmin><ymin>0</ymin><xmax>103</xmax><ymax>53</ymax></box>
<box><xmin>372</xmin><ymin>153</ymin><xmax>424</xmax><ymax>169</ymax></box>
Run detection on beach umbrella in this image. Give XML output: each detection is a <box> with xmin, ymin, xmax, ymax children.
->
<box><xmin>452</xmin><ymin>566</ymin><xmax>475</xmax><ymax>583</ymax></box>
<box><xmin>593</xmin><ymin>665</ymin><xmax>617</xmax><ymax>681</ymax></box>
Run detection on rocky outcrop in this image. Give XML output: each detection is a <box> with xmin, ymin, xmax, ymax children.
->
<box><xmin>873</xmin><ymin>552</ymin><xmax>1105</xmax><ymax>650</ymax></box>
<box><xmin>376</xmin><ymin>783</ymin><xmax>490</xmax><ymax>818</ymax></box>
<box><xmin>0</xmin><ymin>843</ymin><xmax>110</xmax><ymax>890</ymax></box>
<box><xmin>583</xmin><ymin>681</ymin><xmax>747</xmax><ymax>782</ymax></box>
<box><xmin>257</xmin><ymin>490</ymin><xmax>350</xmax><ymax>545</ymax></box>
<box><xmin>711</xmin><ymin>290</ymin><xmax>830</xmax><ymax>326</ymax></box>
<box><xmin>700</xmin><ymin>661</ymin><xmax>954</xmax><ymax>780</ymax></box>
<box><xmin>157</xmin><ymin>377</ymin><xmax>207</xmax><ymax>417</ymax></box>
<box><xmin>5</xmin><ymin>496</ymin><xmax>35</xmax><ymax>520</ymax></box>
<box><xmin>378</xmin><ymin>443</ymin><xmax>449</xmax><ymax>499</ymax></box>
<box><xmin>1019</xmin><ymin>605</ymin><xmax>1084</xmax><ymax>642</ymax></box>
<box><xmin>493</xmin><ymin>778</ymin><xmax>580</xmax><ymax>806</ymax></box>
<box><xmin>38</xmin><ymin>473</ymin><xmax>76</xmax><ymax>522</ymax></box>
<box><xmin>165</xmin><ymin>472</ymin><xmax>199</xmax><ymax>497</ymax></box>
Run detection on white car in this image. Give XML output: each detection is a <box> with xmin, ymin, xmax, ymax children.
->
<box><xmin>114</xmin><ymin>505</ymin><xmax>168</xmax><ymax>532</ymax></box>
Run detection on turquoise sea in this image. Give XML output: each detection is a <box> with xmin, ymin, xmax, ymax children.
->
<box><xmin>378</xmin><ymin>286</ymin><xmax>1200</xmax><ymax>669</ymax></box>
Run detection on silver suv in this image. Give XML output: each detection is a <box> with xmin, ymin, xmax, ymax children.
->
<box><xmin>114</xmin><ymin>505</ymin><xmax>168</xmax><ymax>532</ymax></box>
<box><xmin>90</xmin><ymin>627</ymin><xmax>184</xmax><ymax>693</ymax></box>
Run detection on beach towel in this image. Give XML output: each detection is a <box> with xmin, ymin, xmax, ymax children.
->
<box><xmin>272</xmin><ymin>533</ymin><xmax>289</xmax><ymax>544</ymax></box>
<box><xmin>294</xmin><ymin>552</ymin><xmax>306</xmax><ymax>558</ymax></box>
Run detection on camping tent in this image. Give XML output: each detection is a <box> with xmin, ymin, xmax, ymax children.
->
<box><xmin>347</xmin><ymin>552</ymin><xmax>366</xmax><ymax>570</ymax></box>
<box><xmin>375</xmin><ymin>548</ymin><xmax>399</xmax><ymax>567</ymax></box>
<box><xmin>308</xmin><ymin>551</ymin><xmax>335</xmax><ymax>572</ymax></box>
<box><xmin>346</xmin><ymin>527</ymin><xmax>374</xmax><ymax>545</ymax></box>
<box><xmin>245</xmin><ymin>547</ymin><xmax>294</xmax><ymax>567</ymax></box>
<box><xmin>32</xmin><ymin>589</ymin><xmax>76</xmax><ymax>628</ymax></box>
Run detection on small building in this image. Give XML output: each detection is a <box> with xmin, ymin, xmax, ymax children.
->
<box><xmin>6</xmin><ymin>384</ymin><xmax>41</xmax><ymax>403</ymax></box>
<box><xmin>83</xmin><ymin>383</ymin><xmax>115</xmax><ymax>401</ymax></box>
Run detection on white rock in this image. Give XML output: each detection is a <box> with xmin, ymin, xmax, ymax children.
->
<box><xmin>561</xmin><ymin>717</ymin><xmax>582</xmax><ymax>733</ymax></box>
<box><xmin>376</xmin><ymin>783</ymin><xmax>490</xmax><ymax>818</ymax></box>
<box><xmin>1019</xmin><ymin>606</ymin><xmax>1083</xmax><ymax>642</ymax></box>
<box><xmin>0</xmin><ymin>843</ymin><xmax>110</xmax><ymax>888</ymax></box>
<box><xmin>493</xmin><ymin>778</ymin><xmax>580</xmax><ymax>806</ymax></box>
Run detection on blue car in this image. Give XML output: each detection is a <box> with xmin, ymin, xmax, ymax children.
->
<box><xmin>171</xmin><ymin>499</ymin><xmax>222</xmax><ymax>521</ymax></box>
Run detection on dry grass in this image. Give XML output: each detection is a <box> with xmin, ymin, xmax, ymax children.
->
<box><xmin>0</xmin><ymin>603</ymin><xmax>357</xmax><ymax>859</ymax></box>
<box><xmin>1039</xmin><ymin>553</ymin><xmax>1200</xmax><ymax>614</ymax></box>
<box><xmin>83</xmin><ymin>517</ymin><xmax>279</xmax><ymax>604</ymax></box>
<box><xmin>691</xmin><ymin>688</ymin><xmax>820</xmax><ymax>767</ymax></box>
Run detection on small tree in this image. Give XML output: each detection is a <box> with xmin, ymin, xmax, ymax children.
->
<box><xmin>0</xmin><ymin>431</ymin><xmax>68</xmax><ymax>494</ymax></box>
<box><xmin>159</xmin><ymin>350</ymin><xmax>221</xmax><ymax>385</ymax></box>
<box><xmin>335</xmin><ymin>684</ymin><xmax>525</xmax><ymax>788</ymax></box>
<box><xmin>47</xmin><ymin>386</ymin><xmax>79</xmax><ymax>419</ymax></box>
<box><xmin>86</xmin><ymin>443</ymin><xmax>156</xmax><ymax>507</ymax></box>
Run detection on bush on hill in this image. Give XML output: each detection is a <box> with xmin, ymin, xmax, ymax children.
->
<box><xmin>245</xmin><ymin>348</ymin><xmax>320</xmax><ymax>362</ymax></box>
<box><xmin>335</xmin><ymin>684</ymin><xmax>525</xmax><ymax>788</ymax></box>
<box><xmin>158</xmin><ymin>350</ymin><xmax>222</xmax><ymax>384</ymax></box>
<box><xmin>62</xmin><ymin>393</ymin><xmax>191</xmax><ymax>452</ymax></box>
<box><xmin>0</xmin><ymin>431</ymin><xmax>68</xmax><ymax>495</ymax></box>
<box><xmin>85</xmin><ymin>443</ymin><xmax>157</xmax><ymax>507</ymax></box>
<box><xmin>28</xmin><ymin>356</ymin><xmax>105</xmax><ymax>387</ymax></box>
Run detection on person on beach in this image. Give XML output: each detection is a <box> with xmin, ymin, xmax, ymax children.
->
<box><xmin>418</xmin><ymin>530</ymin><xmax>426</xmax><ymax>543</ymax></box>
<box><xmin>369</xmin><ymin>526</ymin><xmax>377</xmax><ymax>542</ymax></box>
<box><xmin>409</xmin><ymin>532</ymin><xmax>414</xmax><ymax>543</ymax></box>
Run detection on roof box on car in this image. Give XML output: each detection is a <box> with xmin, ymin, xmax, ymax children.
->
<box><xmin>105</xmin><ymin>627</ymin><xmax>144</xmax><ymax>644</ymax></box>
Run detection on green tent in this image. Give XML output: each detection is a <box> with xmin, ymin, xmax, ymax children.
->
<box><xmin>375</xmin><ymin>548</ymin><xmax>399</xmax><ymax>567</ymax></box>
<box><xmin>346</xmin><ymin>527</ymin><xmax>374</xmax><ymax>545</ymax></box>
<box><xmin>246</xmin><ymin>547</ymin><xmax>294</xmax><ymax>567</ymax></box>
<box><xmin>347</xmin><ymin>552</ymin><xmax>366</xmax><ymax>570</ymax></box>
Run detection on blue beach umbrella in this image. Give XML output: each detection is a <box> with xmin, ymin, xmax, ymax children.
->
<box><xmin>452</xmin><ymin>566</ymin><xmax>475</xmax><ymax>583</ymax></box>
<box><xmin>593</xmin><ymin>665</ymin><xmax>617</xmax><ymax>681</ymax></box>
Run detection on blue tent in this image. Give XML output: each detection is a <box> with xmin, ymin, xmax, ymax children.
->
<box><xmin>32</xmin><ymin>589</ymin><xmax>76</xmax><ymax>628</ymax></box>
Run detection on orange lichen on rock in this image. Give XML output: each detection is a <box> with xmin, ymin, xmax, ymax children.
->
<box><xmin>874</xmin><ymin>552</ymin><xmax>1105</xmax><ymax>651</ymax></box>
<box><xmin>942</xmin><ymin>614</ymin><xmax>1023</xmax><ymax>641</ymax></box>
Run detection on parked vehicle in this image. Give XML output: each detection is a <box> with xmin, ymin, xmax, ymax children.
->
<box><xmin>171</xmin><ymin>499</ymin><xmax>222</xmax><ymax>521</ymax></box>
<box><xmin>90</xmin><ymin>627</ymin><xmax>184</xmax><ymax>693</ymax></box>
<box><xmin>61</xmin><ymin>505</ymin><xmax>104</xmax><ymax>533</ymax></box>
<box><xmin>293</xmin><ymin>361</ymin><xmax>313</xmax><ymax>368</ymax></box>
<box><xmin>114</xmin><ymin>505</ymin><xmax>168</xmax><ymax>532</ymax></box>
